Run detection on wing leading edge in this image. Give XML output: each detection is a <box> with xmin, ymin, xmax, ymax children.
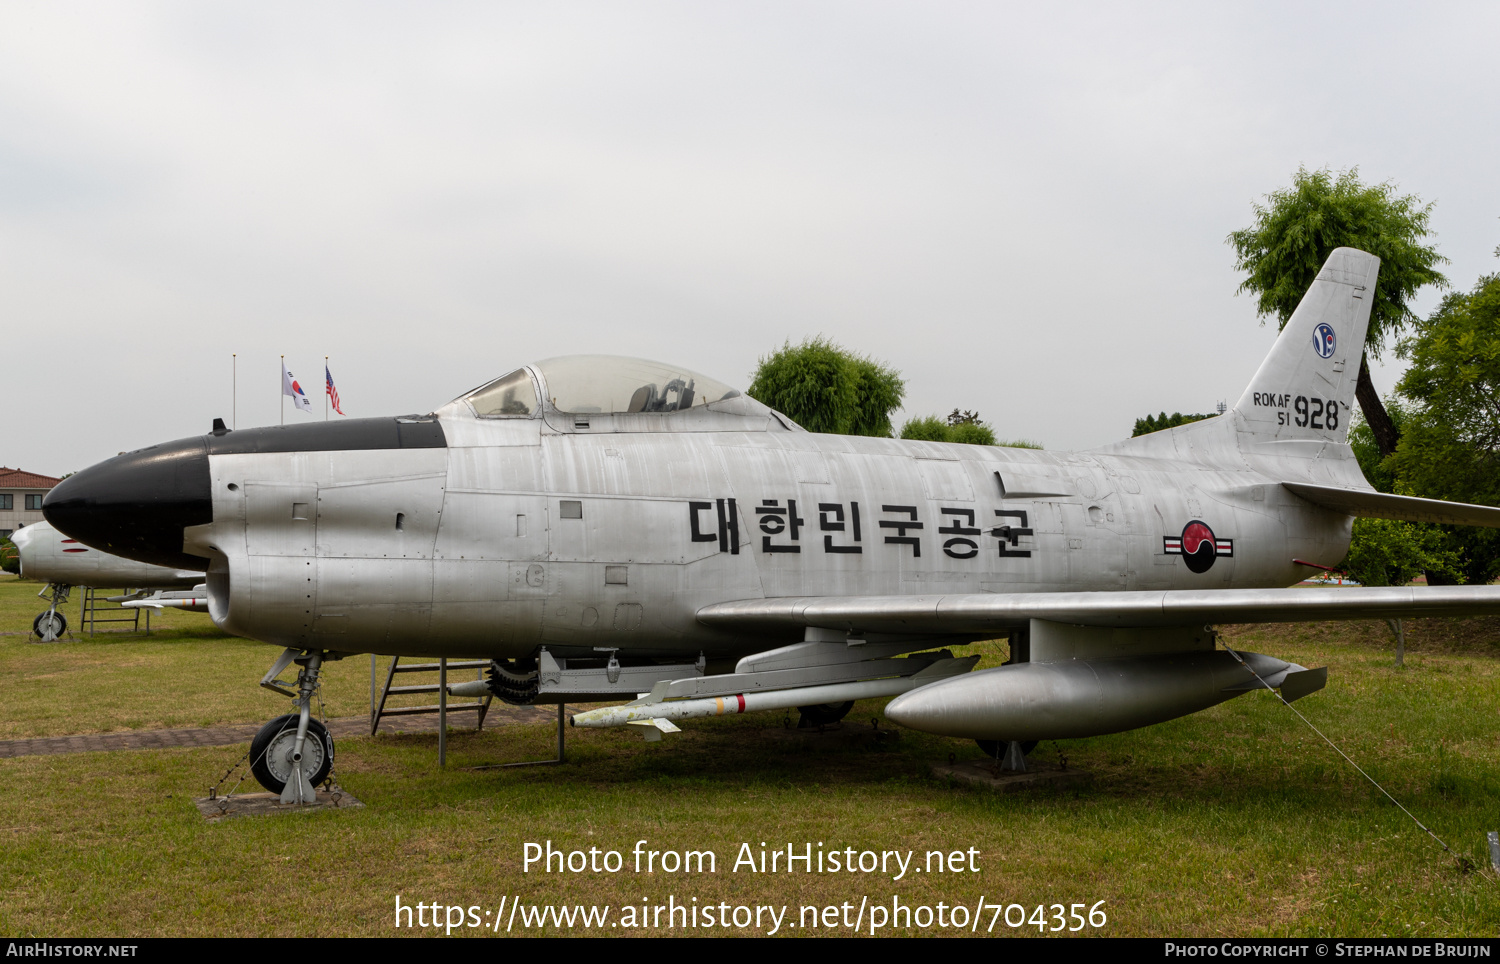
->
<box><xmin>697</xmin><ymin>585</ymin><xmax>1500</xmax><ymax>634</ymax></box>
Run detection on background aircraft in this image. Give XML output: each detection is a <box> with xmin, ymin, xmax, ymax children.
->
<box><xmin>10</xmin><ymin>520</ymin><xmax>205</xmax><ymax>639</ymax></box>
<box><xmin>41</xmin><ymin>248</ymin><xmax>1500</xmax><ymax>799</ymax></box>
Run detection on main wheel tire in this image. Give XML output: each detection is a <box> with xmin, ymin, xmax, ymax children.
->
<box><xmin>797</xmin><ymin>700</ymin><xmax>854</xmax><ymax>728</ymax></box>
<box><xmin>33</xmin><ymin>611</ymin><xmax>66</xmax><ymax>640</ymax></box>
<box><xmin>975</xmin><ymin>739</ymin><xmax>1038</xmax><ymax>759</ymax></box>
<box><xmin>249</xmin><ymin>714</ymin><xmax>335</xmax><ymax>794</ymax></box>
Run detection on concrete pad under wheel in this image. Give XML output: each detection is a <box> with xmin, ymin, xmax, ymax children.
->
<box><xmin>193</xmin><ymin>788</ymin><xmax>365</xmax><ymax>820</ymax></box>
<box><xmin>930</xmin><ymin>760</ymin><xmax>1092</xmax><ymax>793</ymax></box>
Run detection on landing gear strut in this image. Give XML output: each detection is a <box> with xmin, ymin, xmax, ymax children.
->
<box><xmin>252</xmin><ymin>649</ymin><xmax>333</xmax><ymax>802</ymax></box>
<box><xmin>33</xmin><ymin>584</ymin><xmax>71</xmax><ymax>641</ymax></box>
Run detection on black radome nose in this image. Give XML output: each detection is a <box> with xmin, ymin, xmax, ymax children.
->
<box><xmin>43</xmin><ymin>436</ymin><xmax>213</xmax><ymax>570</ymax></box>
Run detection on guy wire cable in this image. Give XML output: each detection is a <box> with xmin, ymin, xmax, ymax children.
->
<box><xmin>1218</xmin><ymin>637</ymin><xmax>1457</xmax><ymax>860</ymax></box>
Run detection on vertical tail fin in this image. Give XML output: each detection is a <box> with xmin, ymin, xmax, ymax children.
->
<box><xmin>1229</xmin><ymin>247</ymin><xmax>1379</xmax><ymax>446</ymax></box>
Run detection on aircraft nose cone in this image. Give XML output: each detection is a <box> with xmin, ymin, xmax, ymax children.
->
<box><xmin>43</xmin><ymin>435</ymin><xmax>213</xmax><ymax>570</ymax></box>
<box><xmin>8</xmin><ymin>524</ymin><xmax>36</xmax><ymax>577</ymax></box>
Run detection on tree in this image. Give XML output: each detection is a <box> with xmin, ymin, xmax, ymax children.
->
<box><xmin>898</xmin><ymin>411</ymin><xmax>1040</xmax><ymax>448</ymax></box>
<box><xmin>747</xmin><ymin>337</ymin><xmax>905</xmax><ymax>436</ymax></box>
<box><xmin>1227</xmin><ymin>167</ymin><xmax>1448</xmax><ymax>457</ymax></box>
<box><xmin>1342</xmin><ymin>404</ymin><xmax>1463</xmax><ymax>587</ymax></box>
<box><xmin>1345</xmin><ymin>406</ymin><xmax>1406</xmax><ymax>494</ymax></box>
<box><xmin>1132</xmin><ymin>411</ymin><xmax>1215</xmax><ymax>437</ymax></box>
<box><xmin>900</xmin><ymin>410</ymin><xmax>999</xmax><ymax>446</ymax></box>
<box><xmin>1341</xmin><ymin>517</ymin><xmax>1461</xmax><ymax>588</ymax></box>
<box><xmin>899</xmin><ymin>414</ymin><xmax>952</xmax><ymax>442</ymax></box>
<box><xmin>1385</xmin><ymin>273</ymin><xmax>1500</xmax><ymax>584</ymax></box>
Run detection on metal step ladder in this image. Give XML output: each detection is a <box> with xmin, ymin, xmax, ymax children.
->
<box><xmin>80</xmin><ymin>588</ymin><xmax>147</xmax><ymax>636</ymax></box>
<box><xmin>370</xmin><ymin>657</ymin><xmax>494</xmax><ymax>764</ymax></box>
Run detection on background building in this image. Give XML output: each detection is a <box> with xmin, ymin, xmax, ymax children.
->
<box><xmin>0</xmin><ymin>467</ymin><xmax>62</xmax><ymax>539</ymax></box>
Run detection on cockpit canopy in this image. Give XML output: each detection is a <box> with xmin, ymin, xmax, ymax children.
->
<box><xmin>456</xmin><ymin>355</ymin><xmax>793</xmax><ymax>432</ymax></box>
<box><xmin>535</xmin><ymin>355</ymin><xmax>742</xmax><ymax>414</ymax></box>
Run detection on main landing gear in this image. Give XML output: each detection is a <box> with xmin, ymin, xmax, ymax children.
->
<box><xmin>796</xmin><ymin>700</ymin><xmax>855</xmax><ymax>728</ymax></box>
<box><xmin>252</xmin><ymin>649</ymin><xmax>334</xmax><ymax>802</ymax></box>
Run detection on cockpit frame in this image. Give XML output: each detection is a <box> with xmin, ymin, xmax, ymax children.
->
<box><xmin>453</xmin><ymin>355</ymin><xmax>800</xmax><ymax>435</ymax></box>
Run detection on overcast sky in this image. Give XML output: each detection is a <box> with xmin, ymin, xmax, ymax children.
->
<box><xmin>4</xmin><ymin>1</ymin><xmax>1497</xmax><ymax>476</ymax></box>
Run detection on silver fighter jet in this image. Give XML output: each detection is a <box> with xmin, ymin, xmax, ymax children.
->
<box><xmin>42</xmin><ymin>248</ymin><xmax>1500</xmax><ymax>797</ymax></box>
<box><xmin>10</xmin><ymin>520</ymin><xmax>203</xmax><ymax>639</ymax></box>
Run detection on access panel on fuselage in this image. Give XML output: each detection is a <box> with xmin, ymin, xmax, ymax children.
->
<box><xmin>538</xmin><ymin>435</ymin><xmax>729</xmax><ymax>566</ymax></box>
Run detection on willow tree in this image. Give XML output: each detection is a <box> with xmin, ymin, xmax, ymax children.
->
<box><xmin>747</xmin><ymin>337</ymin><xmax>905</xmax><ymax>436</ymax></box>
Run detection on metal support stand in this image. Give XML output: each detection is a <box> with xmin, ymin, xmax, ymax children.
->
<box><xmin>1001</xmin><ymin>740</ymin><xmax>1028</xmax><ymax>773</ymax></box>
<box><xmin>369</xmin><ymin>656</ymin><xmax>492</xmax><ymax>736</ymax></box>
<box><xmin>1386</xmin><ymin>618</ymin><xmax>1406</xmax><ymax>667</ymax></box>
<box><xmin>471</xmin><ymin>704</ymin><xmax>566</xmax><ymax>770</ymax></box>
<box><xmin>80</xmin><ymin>587</ymin><xmax>142</xmax><ymax>636</ymax></box>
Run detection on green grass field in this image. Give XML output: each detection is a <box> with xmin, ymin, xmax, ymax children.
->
<box><xmin>1</xmin><ymin>572</ymin><xmax>1496</xmax><ymax>937</ymax></box>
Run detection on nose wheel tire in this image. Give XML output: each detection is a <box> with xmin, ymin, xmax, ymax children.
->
<box><xmin>33</xmin><ymin>611</ymin><xmax>67</xmax><ymax>641</ymax></box>
<box><xmin>250</xmin><ymin>714</ymin><xmax>335</xmax><ymax>794</ymax></box>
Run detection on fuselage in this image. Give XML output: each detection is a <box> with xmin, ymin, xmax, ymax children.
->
<box><xmin>189</xmin><ymin>407</ymin><xmax>1354</xmax><ymax>660</ymax></box>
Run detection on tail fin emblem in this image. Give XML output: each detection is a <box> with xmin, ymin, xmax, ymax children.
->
<box><xmin>1313</xmin><ymin>323</ymin><xmax>1337</xmax><ymax>359</ymax></box>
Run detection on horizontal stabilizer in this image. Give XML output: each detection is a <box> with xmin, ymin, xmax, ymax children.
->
<box><xmin>698</xmin><ymin>585</ymin><xmax>1500</xmax><ymax>634</ymax></box>
<box><xmin>1283</xmin><ymin>482</ymin><xmax>1500</xmax><ymax>527</ymax></box>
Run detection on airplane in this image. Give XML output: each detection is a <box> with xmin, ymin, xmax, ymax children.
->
<box><xmin>10</xmin><ymin>520</ymin><xmax>205</xmax><ymax>639</ymax></box>
<box><xmin>41</xmin><ymin>247</ymin><xmax>1500</xmax><ymax>802</ymax></box>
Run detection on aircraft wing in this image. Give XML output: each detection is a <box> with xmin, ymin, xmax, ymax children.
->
<box><xmin>697</xmin><ymin>585</ymin><xmax>1500</xmax><ymax>634</ymax></box>
<box><xmin>1282</xmin><ymin>482</ymin><xmax>1500</xmax><ymax>527</ymax></box>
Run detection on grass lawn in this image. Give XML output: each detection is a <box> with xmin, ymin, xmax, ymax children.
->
<box><xmin>1</xmin><ymin>573</ymin><xmax>1496</xmax><ymax>937</ymax></box>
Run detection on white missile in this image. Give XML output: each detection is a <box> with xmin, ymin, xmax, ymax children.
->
<box><xmin>117</xmin><ymin>588</ymin><xmax>210</xmax><ymax>613</ymax></box>
<box><xmin>569</xmin><ymin>656</ymin><xmax>977</xmax><ymax>732</ymax></box>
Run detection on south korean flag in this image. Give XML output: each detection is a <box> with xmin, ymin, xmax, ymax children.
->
<box><xmin>282</xmin><ymin>365</ymin><xmax>313</xmax><ymax>413</ymax></box>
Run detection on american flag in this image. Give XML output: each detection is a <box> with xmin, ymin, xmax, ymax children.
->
<box><xmin>325</xmin><ymin>365</ymin><xmax>344</xmax><ymax>415</ymax></box>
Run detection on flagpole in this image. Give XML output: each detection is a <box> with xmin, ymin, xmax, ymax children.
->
<box><xmin>280</xmin><ymin>354</ymin><xmax>284</xmax><ymax>426</ymax></box>
<box><xmin>324</xmin><ymin>355</ymin><xmax>329</xmax><ymax>422</ymax></box>
<box><xmin>232</xmin><ymin>353</ymin><xmax>237</xmax><ymax>429</ymax></box>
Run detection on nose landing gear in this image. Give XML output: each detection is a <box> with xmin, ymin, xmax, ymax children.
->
<box><xmin>250</xmin><ymin>715</ymin><xmax>335</xmax><ymax>795</ymax></box>
<box><xmin>252</xmin><ymin>649</ymin><xmax>334</xmax><ymax>803</ymax></box>
<box><xmin>32</xmin><ymin>584</ymin><xmax>71</xmax><ymax>641</ymax></box>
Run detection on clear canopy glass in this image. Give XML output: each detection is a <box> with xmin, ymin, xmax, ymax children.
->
<box><xmin>531</xmin><ymin>356</ymin><xmax>741</xmax><ymax>415</ymax></box>
<box><xmin>464</xmin><ymin>368</ymin><xmax>538</xmax><ymax>418</ymax></box>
